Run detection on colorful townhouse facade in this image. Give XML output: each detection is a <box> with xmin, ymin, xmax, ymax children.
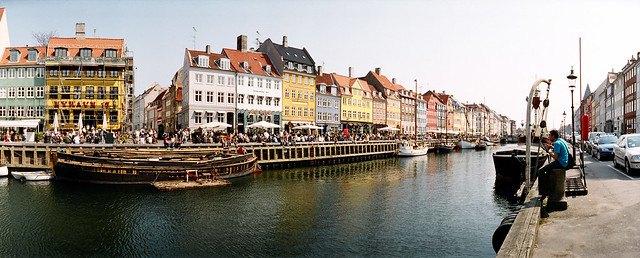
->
<box><xmin>332</xmin><ymin>70</ymin><xmax>373</xmax><ymax>133</ymax></box>
<box><xmin>258</xmin><ymin>36</ymin><xmax>316</xmax><ymax>131</ymax></box>
<box><xmin>361</xmin><ymin>68</ymin><xmax>401</xmax><ymax>130</ymax></box>
<box><xmin>224</xmin><ymin>36</ymin><xmax>282</xmax><ymax>133</ymax></box>
<box><xmin>0</xmin><ymin>47</ymin><xmax>46</xmax><ymax>125</ymax></box>
<box><xmin>315</xmin><ymin>67</ymin><xmax>341</xmax><ymax>132</ymax></box>
<box><xmin>45</xmin><ymin>23</ymin><xmax>132</xmax><ymax>131</ymax></box>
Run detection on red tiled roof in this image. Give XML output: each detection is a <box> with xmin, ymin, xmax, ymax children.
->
<box><xmin>47</xmin><ymin>37</ymin><xmax>124</xmax><ymax>57</ymax></box>
<box><xmin>369</xmin><ymin>71</ymin><xmax>402</xmax><ymax>92</ymax></box>
<box><xmin>186</xmin><ymin>49</ymin><xmax>225</xmax><ymax>70</ymax></box>
<box><xmin>223</xmin><ymin>48</ymin><xmax>280</xmax><ymax>77</ymax></box>
<box><xmin>316</xmin><ymin>73</ymin><xmax>334</xmax><ymax>85</ymax></box>
<box><xmin>0</xmin><ymin>46</ymin><xmax>46</xmax><ymax>66</ymax></box>
<box><xmin>357</xmin><ymin>80</ymin><xmax>374</xmax><ymax>99</ymax></box>
<box><xmin>152</xmin><ymin>89</ymin><xmax>167</xmax><ymax>103</ymax></box>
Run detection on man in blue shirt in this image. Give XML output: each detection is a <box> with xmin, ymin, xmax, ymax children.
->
<box><xmin>538</xmin><ymin>130</ymin><xmax>569</xmax><ymax>199</ymax></box>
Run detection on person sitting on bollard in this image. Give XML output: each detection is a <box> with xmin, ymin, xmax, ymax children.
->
<box><xmin>538</xmin><ymin>129</ymin><xmax>569</xmax><ymax>200</ymax></box>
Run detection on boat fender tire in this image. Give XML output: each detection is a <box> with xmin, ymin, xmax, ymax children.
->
<box><xmin>20</xmin><ymin>177</ymin><xmax>26</xmax><ymax>182</ymax></box>
<box><xmin>492</xmin><ymin>220</ymin><xmax>514</xmax><ymax>253</ymax></box>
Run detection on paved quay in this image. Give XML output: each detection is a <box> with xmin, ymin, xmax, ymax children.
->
<box><xmin>533</xmin><ymin>155</ymin><xmax>640</xmax><ymax>257</ymax></box>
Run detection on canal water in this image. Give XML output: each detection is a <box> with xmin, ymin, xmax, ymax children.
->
<box><xmin>0</xmin><ymin>144</ymin><xmax>520</xmax><ymax>257</ymax></box>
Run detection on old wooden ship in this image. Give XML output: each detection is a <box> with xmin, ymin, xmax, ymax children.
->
<box><xmin>50</xmin><ymin>149</ymin><xmax>258</xmax><ymax>184</ymax></box>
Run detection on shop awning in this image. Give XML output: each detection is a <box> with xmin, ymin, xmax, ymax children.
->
<box><xmin>0</xmin><ymin>119</ymin><xmax>41</xmax><ymax>128</ymax></box>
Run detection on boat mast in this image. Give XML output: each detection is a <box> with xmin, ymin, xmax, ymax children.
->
<box><xmin>525</xmin><ymin>79</ymin><xmax>551</xmax><ymax>192</ymax></box>
<box><xmin>414</xmin><ymin>79</ymin><xmax>418</xmax><ymax>142</ymax></box>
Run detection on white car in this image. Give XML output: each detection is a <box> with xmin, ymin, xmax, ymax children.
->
<box><xmin>613</xmin><ymin>134</ymin><xmax>640</xmax><ymax>174</ymax></box>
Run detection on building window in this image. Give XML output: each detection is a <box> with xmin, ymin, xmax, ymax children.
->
<box><xmin>206</xmin><ymin>112</ymin><xmax>214</xmax><ymax>123</ymax></box>
<box><xmin>266</xmin><ymin>80</ymin><xmax>271</xmax><ymax>89</ymax></box>
<box><xmin>274</xmin><ymin>97</ymin><xmax>280</xmax><ymax>107</ymax></box>
<box><xmin>304</xmin><ymin>91</ymin><xmax>309</xmax><ymax>100</ymax></box>
<box><xmin>98</xmin><ymin>69</ymin><xmax>106</xmax><ymax>78</ymax></box>
<box><xmin>237</xmin><ymin>94</ymin><xmax>244</xmax><ymax>104</ymax></box>
<box><xmin>194</xmin><ymin>112</ymin><xmax>202</xmax><ymax>124</ymax></box>
<box><xmin>291</xmin><ymin>75</ymin><xmax>296</xmax><ymax>84</ymax></box>
<box><xmin>36</xmin><ymin>87</ymin><xmax>44</xmax><ymax>98</ymax></box>
<box><xmin>284</xmin><ymin>106</ymin><xmax>289</xmax><ymax>116</ymax></box>
<box><xmin>17</xmin><ymin>87</ymin><xmax>24</xmax><ymax>98</ymax></box>
<box><xmin>195</xmin><ymin>90</ymin><xmax>202</xmax><ymax>102</ymax></box>
<box><xmin>304</xmin><ymin>77</ymin><xmax>308</xmax><ymax>85</ymax></box>
<box><xmin>335</xmin><ymin>114</ymin><xmax>339</xmax><ymax>122</ymax></box>
<box><xmin>298</xmin><ymin>91</ymin><xmax>303</xmax><ymax>99</ymax></box>
<box><xmin>27</xmin><ymin>68</ymin><xmax>35</xmax><ymax>78</ymax></box>
<box><xmin>0</xmin><ymin>106</ymin><xmax>5</xmax><ymax>117</ymax></box>
<box><xmin>206</xmin><ymin>91</ymin><xmax>214</xmax><ymax>103</ymax></box>
<box><xmin>298</xmin><ymin>107</ymin><xmax>302</xmax><ymax>117</ymax></box>
<box><xmin>228</xmin><ymin>93</ymin><xmax>234</xmax><ymax>103</ymax></box>
<box><xmin>298</xmin><ymin>76</ymin><xmax>302</xmax><ymax>84</ymax></box>
<box><xmin>36</xmin><ymin>106</ymin><xmax>43</xmax><ymax>117</ymax></box>
<box><xmin>61</xmin><ymin>68</ymin><xmax>70</xmax><ymax>77</ymax></box>
<box><xmin>74</xmin><ymin>68</ymin><xmax>82</xmax><ymax>77</ymax></box>
<box><xmin>218</xmin><ymin>76</ymin><xmax>224</xmax><ymax>85</ymax></box>
<box><xmin>27</xmin><ymin>106</ymin><xmax>34</xmax><ymax>117</ymax></box>
<box><xmin>8</xmin><ymin>88</ymin><xmax>16</xmax><ymax>98</ymax></box>
<box><xmin>310</xmin><ymin>78</ymin><xmax>314</xmax><ymax>85</ymax></box>
<box><xmin>285</xmin><ymin>89</ymin><xmax>289</xmax><ymax>98</ymax></box>
<box><xmin>207</xmin><ymin>75</ymin><xmax>214</xmax><ymax>84</ymax></box>
<box><xmin>238</xmin><ymin>76</ymin><xmax>244</xmax><ymax>86</ymax></box>
<box><xmin>284</xmin><ymin>74</ymin><xmax>289</xmax><ymax>82</ymax></box>
<box><xmin>27</xmin><ymin>87</ymin><xmax>34</xmax><ymax>98</ymax></box>
<box><xmin>86</xmin><ymin>86</ymin><xmax>94</xmax><ymax>99</ymax></box>
<box><xmin>86</xmin><ymin>69</ymin><xmax>95</xmax><ymax>77</ymax></box>
<box><xmin>258</xmin><ymin>78</ymin><xmax>263</xmax><ymax>88</ymax></box>
<box><xmin>110</xmin><ymin>87</ymin><xmax>118</xmax><ymax>99</ymax></box>
<box><xmin>266</xmin><ymin>97</ymin><xmax>272</xmax><ymax>106</ymax></box>
<box><xmin>248</xmin><ymin>95</ymin><xmax>254</xmax><ymax>104</ymax></box>
<box><xmin>218</xmin><ymin>92</ymin><xmax>224</xmax><ymax>103</ymax></box>
<box><xmin>0</xmin><ymin>69</ymin><xmax>5</xmax><ymax>78</ymax></box>
<box><xmin>110</xmin><ymin>70</ymin><xmax>118</xmax><ymax>78</ymax></box>
<box><xmin>104</xmin><ymin>49</ymin><xmax>117</xmax><ymax>58</ymax></box>
<box><xmin>17</xmin><ymin>106</ymin><xmax>24</xmax><ymax>117</ymax></box>
<box><xmin>110</xmin><ymin>111</ymin><xmax>118</xmax><ymax>123</ymax></box>
<box><xmin>228</xmin><ymin>77</ymin><xmax>235</xmax><ymax>85</ymax></box>
<box><xmin>275</xmin><ymin>81</ymin><xmax>280</xmax><ymax>89</ymax></box>
<box><xmin>0</xmin><ymin>88</ymin><xmax>5</xmax><ymax>98</ymax></box>
<box><xmin>54</xmin><ymin>48</ymin><xmax>67</xmax><ymax>57</ymax></box>
<box><xmin>97</xmin><ymin>87</ymin><xmax>106</xmax><ymax>99</ymax></box>
<box><xmin>257</xmin><ymin>96</ymin><xmax>263</xmax><ymax>105</ymax></box>
<box><xmin>8</xmin><ymin>106</ymin><xmax>15</xmax><ymax>117</ymax></box>
<box><xmin>8</xmin><ymin>68</ymin><xmax>15</xmax><ymax>78</ymax></box>
<box><xmin>195</xmin><ymin>73</ymin><xmax>202</xmax><ymax>83</ymax></box>
<box><xmin>247</xmin><ymin>77</ymin><xmax>254</xmax><ymax>87</ymax></box>
<box><xmin>27</xmin><ymin>49</ymin><xmax>38</xmax><ymax>62</ymax></box>
<box><xmin>74</xmin><ymin>86</ymin><xmax>82</xmax><ymax>99</ymax></box>
<box><xmin>9</xmin><ymin>49</ymin><xmax>20</xmax><ymax>62</ymax></box>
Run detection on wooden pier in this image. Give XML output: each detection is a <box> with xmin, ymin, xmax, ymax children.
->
<box><xmin>0</xmin><ymin>140</ymin><xmax>401</xmax><ymax>170</ymax></box>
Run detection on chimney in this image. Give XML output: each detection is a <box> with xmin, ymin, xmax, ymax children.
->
<box><xmin>318</xmin><ymin>66</ymin><xmax>323</xmax><ymax>76</ymax></box>
<box><xmin>349</xmin><ymin>67</ymin><xmax>354</xmax><ymax>78</ymax></box>
<box><xmin>283</xmin><ymin>36</ymin><xmax>288</xmax><ymax>48</ymax></box>
<box><xmin>237</xmin><ymin>35</ymin><xmax>247</xmax><ymax>52</ymax></box>
<box><xmin>392</xmin><ymin>78</ymin><xmax>397</xmax><ymax>84</ymax></box>
<box><xmin>375</xmin><ymin>67</ymin><xmax>381</xmax><ymax>75</ymax></box>
<box><xmin>75</xmin><ymin>23</ymin><xmax>86</xmax><ymax>40</ymax></box>
<box><xmin>205</xmin><ymin>45</ymin><xmax>211</xmax><ymax>54</ymax></box>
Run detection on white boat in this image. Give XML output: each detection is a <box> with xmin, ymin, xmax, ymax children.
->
<box><xmin>459</xmin><ymin>140</ymin><xmax>477</xmax><ymax>149</ymax></box>
<box><xmin>0</xmin><ymin>165</ymin><xmax>8</xmax><ymax>177</ymax></box>
<box><xmin>398</xmin><ymin>141</ymin><xmax>429</xmax><ymax>157</ymax></box>
<box><xmin>12</xmin><ymin>170</ymin><xmax>54</xmax><ymax>181</ymax></box>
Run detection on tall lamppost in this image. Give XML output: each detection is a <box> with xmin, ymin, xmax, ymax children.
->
<box><xmin>563</xmin><ymin>111</ymin><xmax>567</xmax><ymax>139</ymax></box>
<box><xmin>568</xmin><ymin>67</ymin><xmax>578</xmax><ymax>159</ymax></box>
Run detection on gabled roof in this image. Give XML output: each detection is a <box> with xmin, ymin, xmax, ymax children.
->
<box><xmin>186</xmin><ymin>49</ymin><xmax>226</xmax><ymax>70</ymax></box>
<box><xmin>331</xmin><ymin>73</ymin><xmax>352</xmax><ymax>96</ymax></box>
<box><xmin>47</xmin><ymin>37</ymin><xmax>124</xmax><ymax>57</ymax></box>
<box><xmin>152</xmin><ymin>89</ymin><xmax>167</xmax><ymax>104</ymax></box>
<box><xmin>316</xmin><ymin>73</ymin><xmax>334</xmax><ymax>85</ymax></box>
<box><xmin>583</xmin><ymin>84</ymin><xmax>591</xmax><ymax>101</ymax></box>
<box><xmin>0</xmin><ymin>46</ymin><xmax>46</xmax><ymax>66</ymax></box>
<box><xmin>222</xmin><ymin>48</ymin><xmax>280</xmax><ymax>77</ymax></box>
<box><xmin>269</xmin><ymin>39</ymin><xmax>315</xmax><ymax>66</ymax></box>
<box><xmin>367</xmin><ymin>71</ymin><xmax>402</xmax><ymax>92</ymax></box>
<box><xmin>355</xmin><ymin>79</ymin><xmax>373</xmax><ymax>99</ymax></box>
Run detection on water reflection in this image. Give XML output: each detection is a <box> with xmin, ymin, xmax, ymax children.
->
<box><xmin>0</xmin><ymin>146</ymin><xmax>520</xmax><ymax>257</ymax></box>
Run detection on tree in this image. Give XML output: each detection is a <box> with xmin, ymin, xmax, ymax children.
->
<box><xmin>32</xmin><ymin>31</ymin><xmax>58</xmax><ymax>46</ymax></box>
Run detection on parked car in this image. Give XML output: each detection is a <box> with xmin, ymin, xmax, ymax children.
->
<box><xmin>585</xmin><ymin>132</ymin><xmax>607</xmax><ymax>154</ymax></box>
<box><xmin>613</xmin><ymin>134</ymin><xmax>640</xmax><ymax>174</ymax></box>
<box><xmin>592</xmin><ymin>135</ymin><xmax>618</xmax><ymax>160</ymax></box>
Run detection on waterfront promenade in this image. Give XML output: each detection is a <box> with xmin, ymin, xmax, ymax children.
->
<box><xmin>532</xmin><ymin>155</ymin><xmax>640</xmax><ymax>257</ymax></box>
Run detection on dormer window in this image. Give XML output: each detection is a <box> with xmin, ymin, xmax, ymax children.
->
<box><xmin>320</xmin><ymin>84</ymin><xmax>326</xmax><ymax>94</ymax></box>
<box><xmin>27</xmin><ymin>48</ymin><xmax>38</xmax><ymax>62</ymax></box>
<box><xmin>265</xmin><ymin>65</ymin><xmax>271</xmax><ymax>74</ymax></box>
<box><xmin>344</xmin><ymin>87</ymin><xmax>350</xmax><ymax>94</ymax></box>
<box><xmin>331</xmin><ymin>87</ymin><xmax>337</xmax><ymax>95</ymax></box>
<box><xmin>243</xmin><ymin>61</ymin><xmax>249</xmax><ymax>70</ymax></box>
<box><xmin>9</xmin><ymin>49</ymin><xmax>20</xmax><ymax>62</ymax></box>
<box><xmin>219</xmin><ymin>58</ymin><xmax>230</xmax><ymax>70</ymax></box>
<box><xmin>104</xmin><ymin>49</ymin><xmax>117</xmax><ymax>58</ymax></box>
<box><xmin>287</xmin><ymin>61</ymin><xmax>293</xmax><ymax>69</ymax></box>
<box><xmin>54</xmin><ymin>48</ymin><xmax>68</xmax><ymax>57</ymax></box>
<box><xmin>197</xmin><ymin>55</ymin><xmax>209</xmax><ymax>68</ymax></box>
<box><xmin>297</xmin><ymin>64</ymin><xmax>302</xmax><ymax>71</ymax></box>
<box><xmin>79</xmin><ymin>48</ymin><xmax>92</xmax><ymax>57</ymax></box>
<box><xmin>306</xmin><ymin>66</ymin><xmax>312</xmax><ymax>73</ymax></box>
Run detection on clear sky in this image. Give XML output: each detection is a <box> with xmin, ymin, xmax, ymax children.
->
<box><xmin>3</xmin><ymin>0</ymin><xmax>640</xmax><ymax>128</ymax></box>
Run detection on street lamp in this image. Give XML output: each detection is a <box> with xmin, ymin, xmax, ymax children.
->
<box><xmin>568</xmin><ymin>67</ymin><xmax>577</xmax><ymax>159</ymax></box>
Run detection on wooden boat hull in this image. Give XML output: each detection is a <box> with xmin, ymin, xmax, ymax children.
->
<box><xmin>492</xmin><ymin>148</ymin><xmax>548</xmax><ymax>193</ymax></box>
<box><xmin>51</xmin><ymin>151</ymin><xmax>258</xmax><ymax>185</ymax></box>
<box><xmin>12</xmin><ymin>171</ymin><xmax>53</xmax><ymax>181</ymax></box>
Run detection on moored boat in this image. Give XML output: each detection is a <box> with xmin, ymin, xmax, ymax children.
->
<box><xmin>398</xmin><ymin>141</ymin><xmax>428</xmax><ymax>157</ymax></box>
<box><xmin>51</xmin><ymin>149</ymin><xmax>258</xmax><ymax>184</ymax></box>
<box><xmin>492</xmin><ymin>147</ymin><xmax>548</xmax><ymax>194</ymax></box>
<box><xmin>12</xmin><ymin>170</ymin><xmax>54</xmax><ymax>181</ymax></box>
<box><xmin>0</xmin><ymin>165</ymin><xmax>8</xmax><ymax>177</ymax></box>
<box><xmin>436</xmin><ymin>143</ymin><xmax>455</xmax><ymax>153</ymax></box>
<box><xmin>458</xmin><ymin>140</ymin><xmax>477</xmax><ymax>149</ymax></box>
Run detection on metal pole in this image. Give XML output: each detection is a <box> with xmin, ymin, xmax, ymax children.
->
<box><xmin>525</xmin><ymin>79</ymin><xmax>552</xmax><ymax>192</ymax></box>
<box><xmin>571</xmin><ymin>89</ymin><xmax>576</xmax><ymax>159</ymax></box>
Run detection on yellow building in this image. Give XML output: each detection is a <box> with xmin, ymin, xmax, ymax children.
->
<box><xmin>332</xmin><ymin>72</ymin><xmax>372</xmax><ymax>133</ymax></box>
<box><xmin>257</xmin><ymin>36</ymin><xmax>316</xmax><ymax>131</ymax></box>
<box><xmin>45</xmin><ymin>23</ymin><xmax>133</xmax><ymax>131</ymax></box>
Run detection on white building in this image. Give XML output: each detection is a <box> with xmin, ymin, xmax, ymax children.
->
<box><xmin>223</xmin><ymin>36</ymin><xmax>282</xmax><ymax>133</ymax></box>
<box><xmin>133</xmin><ymin>83</ymin><xmax>165</xmax><ymax>130</ymax></box>
<box><xmin>0</xmin><ymin>8</ymin><xmax>10</xmax><ymax>56</ymax></box>
<box><xmin>181</xmin><ymin>45</ymin><xmax>236</xmax><ymax>130</ymax></box>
